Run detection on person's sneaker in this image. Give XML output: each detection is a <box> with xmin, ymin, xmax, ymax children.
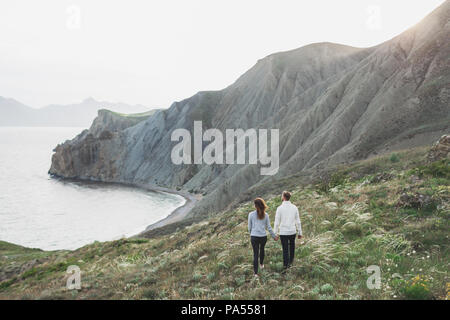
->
<box><xmin>260</xmin><ymin>264</ymin><xmax>264</xmax><ymax>269</ymax></box>
<box><xmin>254</xmin><ymin>274</ymin><xmax>259</xmax><ymax>278</ymax></box>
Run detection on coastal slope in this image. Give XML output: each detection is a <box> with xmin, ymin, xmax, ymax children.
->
<box><xmin>3</xmin><ymin>141</ymin><xmax>450</xmax><ymax>299</ymax></box>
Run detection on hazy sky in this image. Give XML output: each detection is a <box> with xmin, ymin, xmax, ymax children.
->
<box><xmin>0</xmin><ymin>0</ymin><xmax>446</xmax><ymax>109</ymax></box>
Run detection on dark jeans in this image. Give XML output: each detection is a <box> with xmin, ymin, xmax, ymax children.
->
<box><xmin>250</xmin><ymin>236</ymin><xmax>267</xmax><ymax>274</ymax></box>
<box><xmin>280</xmin><ymin>234</ymin><xmax>296</xmax><ymax>268</ymax></box>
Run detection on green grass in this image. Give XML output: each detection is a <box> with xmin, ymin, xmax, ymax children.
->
<box><xmin>0</xmin><ymin>146</ymin><xmax>448</xmax><ymax>300</ymax></box>
<box><xmin>107</xmin><ymin>109</ymin><xmax>160</xmax><ymax>118</ymax></box>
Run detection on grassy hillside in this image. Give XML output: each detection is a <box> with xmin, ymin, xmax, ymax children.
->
<box><xmin>0</xmin><ymin>146</ymin><xmax>448</xmax><ymax>300</ymax></box>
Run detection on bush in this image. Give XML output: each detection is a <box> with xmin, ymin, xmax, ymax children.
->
<box><xmin>142</xmin><ymin>288</ymin><xmax>158</xmax><ymax>299</ymax></box>
<box><xmin>317</xmin><ymin>170</ymin><xmax>347</xmax><ymax>193</ymax></box>
<box><xmin>192</xmin><ymin>273</ymin><xmax>203</xmax><ymax>282</ymax></box>
<box><xmin>0</xmin><ymin>278</ymin><xmax>16</xmax><ymax>290</ymax></box>
<box><xmin>235</xmin><ymin>276</ymin><xmax>246</xmax><ymax>286</ymax></box>
<box><xmin>342</xmin><ymin>222</ymin><xmax>363</xmax><ymax>237</ymax></box>
<box><xmin>417</xmin><ymin>159</ymin><xmax>450</xmax><ymax>179</ymax></box>
<box><xmin>207</xmin><ymin>272</ymin><xmax>216</xmax><ymax>282</ymax></box>
<box><xmin>320</xmin><ymin>283</ymin><xmax>334</xmax><ymax>294</ymax></box>
<box><xmin>218</xmin><ymin>262</ymin><xmax>229</xmax><ymax>270</ymax></box>
<box><xmin>390</xmin><ymin>153</ymin><xmax>400</xmax><ymax>163</ymax></box>
<box><xmin>402</xmin><ymin>275</ymin><xmax>432</xmax><ymax>300</ymax></box>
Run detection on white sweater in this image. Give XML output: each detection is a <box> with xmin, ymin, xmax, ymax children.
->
<box><xmin>274</xmin><ymin>201</ymin><xmax>302</xmax><ymax>236</ymax></box>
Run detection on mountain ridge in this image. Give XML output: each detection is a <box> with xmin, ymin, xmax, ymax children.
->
<box><xmin>49</xmin><ymin>1</ymin><xmax>450</xmax><ymax>225</ymax></box>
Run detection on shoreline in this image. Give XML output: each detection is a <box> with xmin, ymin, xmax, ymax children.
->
<box><xmin>130</xmin><ymin>182</ymin><xmax>201</xmax><ymax>236</ymax></box>
<box><xmin>49</xmin><ymin>174</ymin><xmax>200</xmax><ymax>238</ymax></box>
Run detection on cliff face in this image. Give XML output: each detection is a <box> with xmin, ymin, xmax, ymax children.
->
<box><xmin>49</xmin><ymin>109</ymin><xmax>155</xmax><ymax>180</ymax></box>
<box><xmin>50</xmin><ymin>2</ymin><xmax>450</xmax><ymax>219</ymax></box>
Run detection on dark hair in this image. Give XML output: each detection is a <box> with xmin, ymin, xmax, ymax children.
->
<box><xmin>254</xmin><ymin>198</ymin><xmax>268</xmax><ymax>220</ymax></box>
<box><xmin>282</xmin><ymin>191</ymin><xmax>291</xmax><ymax>201</ymax></box>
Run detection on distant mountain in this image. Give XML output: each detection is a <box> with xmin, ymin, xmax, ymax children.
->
<box><xmin>0</xmin><ymin>97</ymin><xmax>38</xmax><ymax>126</ymax></box>
<box><xmin>0</xmin><ymin>97</ymin><xmax>153</xmax><ymax>127</ymax></box>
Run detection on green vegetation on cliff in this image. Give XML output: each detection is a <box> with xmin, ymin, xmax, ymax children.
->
<box><xmin>1</xmin><ymin>146</ymin><xmax>448</xmax><ymax>300</ymax></box>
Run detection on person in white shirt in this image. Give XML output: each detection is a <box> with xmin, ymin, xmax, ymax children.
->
<box><xmin>274</xmin><ymin>191</ymin><xmax>302</xmax><ymax>269</ymax></box>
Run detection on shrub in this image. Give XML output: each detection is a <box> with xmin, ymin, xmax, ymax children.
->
<box><xmin>390</xmin><ymin>153</ymin><xmax>400</xmax><ymax>163</ymax></box>
<box><xmin>378</xmin><ymin>234</ymin><xmax>411</xmax><ymax>253</ymax></box>
<box><xmin>127</xmin><ymin>238</ymin><xmax>148</xmax><ymax>244</ymax></box>
<box><xmin>207</xmin><ymin>272</ymin><xmax>216</xmax><ymax>282</ymax></box>
<box><xmin>142</xmin><ymin>288</ymin><xmax>158</xmax><ymax>299</ymax></box>
<box><xmin>0</xmin><ymin>278</ymin><xmax>16</xmax><ymax>290</ymax></box>
<box><xmin>402</xmin><ymin>275</ymin><xmax>432</xmax><ymax>300</ymax></box>
<box><xmin>235</xmin><ymin>276</ymin><xmax>246</xmax><ymax>286</ymax></box>
<box><xmin>192</xmin><ymin>273</ymin><xmax>203</xmax><ymax>282</ymax></box>
<box><xmin>218</xmin><ymin>262</ymin><xmax>229</xmax><ymax>271</ymax></box>
<box><xmin>417</xmin><ymin>159</ymin><xmax>450</xmax><ymax>179</ymax></box>
<box><xmin>342</xmin><ymin>222</ymin><xmax>363</xmax><ymax>237</ymax></box>
<box><xmin>320</xmin><ymin>283</ymin><xmax>334</xmax><ymax>294</ymax></box>
<box><xmin>329</xmin><ymin>171</ymin><xmax>347</xmax><ymax>188</ymax></box>
<box><xmin>317</xmin><ymin>170</ymin><xmax>347</xmax><ymax>193</ymax></box>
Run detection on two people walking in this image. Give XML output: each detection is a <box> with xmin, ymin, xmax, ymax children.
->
<box><xmin>248</xmin><ymin>191</ymin><xmax>302</xmax><ymax>276</ymax></box>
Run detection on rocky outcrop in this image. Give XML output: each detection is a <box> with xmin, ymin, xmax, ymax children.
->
<box><xmin>49</xmin><ymin>109</ymin><xmax>152</xmax><ymax>179</ymax></box>
<box><xmin>427</xmin><ymin>135</ymin><xmax>450</xmax><ymax>162</ymax></box>
<box><xmin>50</xmin><ymin>2</ymin><xmax>450</xmax><ymax>221</ymax></box>
<box><xmin>397</xmin><ymin>192</ymin><xmax>435</xmax><ymax>210</ymax></box>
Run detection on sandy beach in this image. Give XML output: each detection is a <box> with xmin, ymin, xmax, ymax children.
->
<box><xmin>132</xmin><ymin>183</ymin><xmax>201</xmax><ymax>234</ymax></box>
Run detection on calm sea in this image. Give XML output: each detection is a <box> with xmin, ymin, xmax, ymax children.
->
<box><xmin>0</xmin><ymin>127</ymin><xmax>184</xmax><ymax>250</ymax></box>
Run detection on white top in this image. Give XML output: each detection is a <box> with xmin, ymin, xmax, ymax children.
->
<box><xmin>274</xmin><ymin>201</ymin><xmax>302</xmax><ymax>236</ymax></box>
